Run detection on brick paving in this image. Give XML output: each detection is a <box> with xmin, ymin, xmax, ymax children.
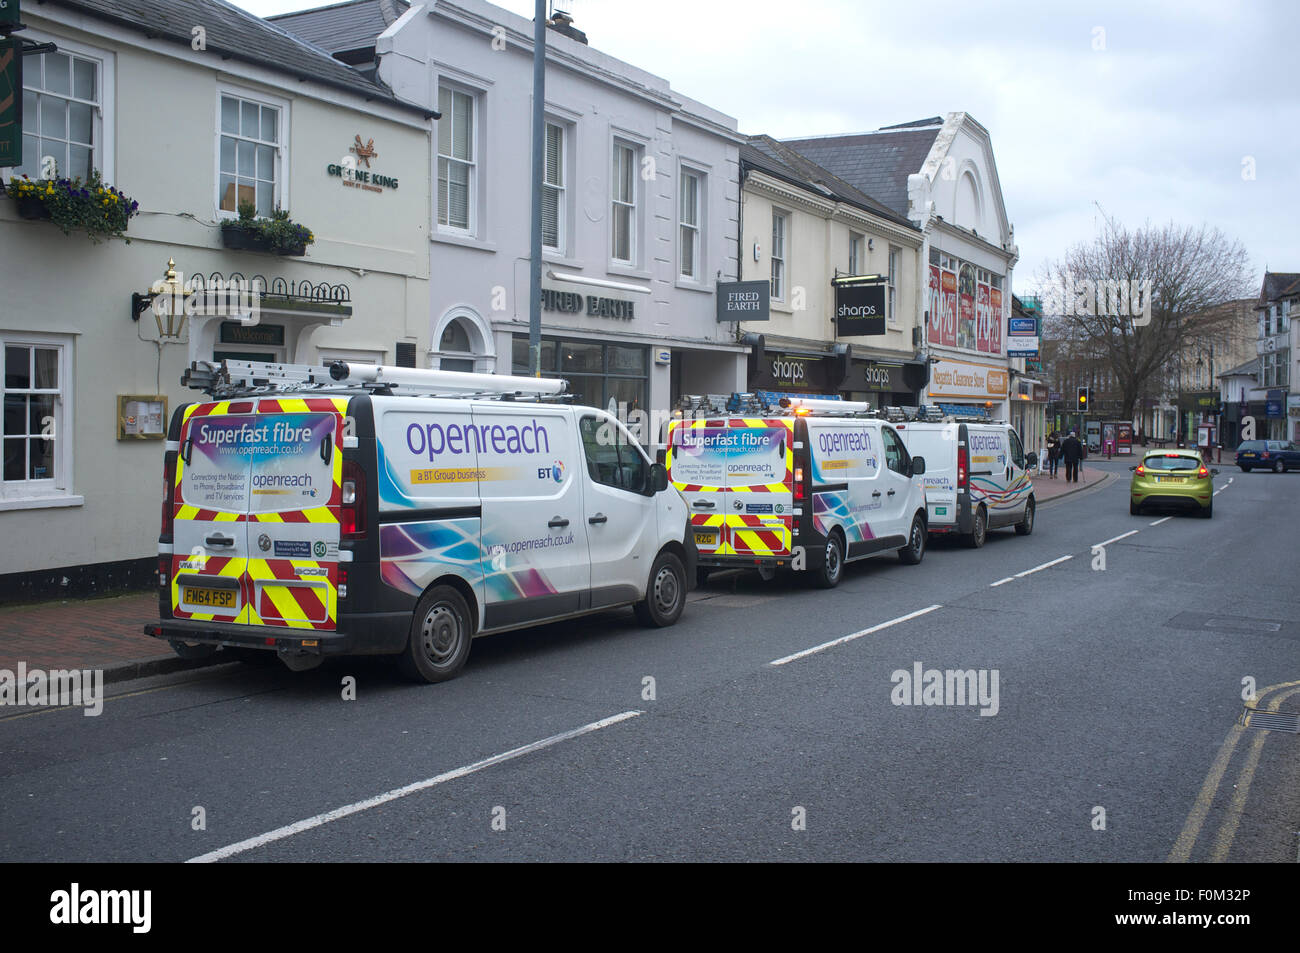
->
<box><xmin>0</xmin><ymin>590</ymin><xmax>175</xmax><ymax>675</ymax></box>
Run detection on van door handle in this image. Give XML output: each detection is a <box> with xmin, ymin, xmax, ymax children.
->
<box><xmin>693</xmin><ymin>501</ymin><xmax>715</xmax><ymax>509</ymax></box>
<box><xmin>872</xmin><ymin>491</ymin><xmax>882</xmax><ymax>498</ymax></box>
<box><xmin>320</xmin><ymin>435</ymin><xmax>333</xmax><ymax>464</ymax></box>
<box><xmin>548</xmin><ymin>517</ymin><xmax>570</xmax><ymax>529</ymax></box>
<box><xmin>588</xmin><ymin>513</ymin><xmax>608</xmax><ymax>525</ymax></box>
<box><xmin>887</xmin><ymin>489</ymin><xmax>896</xmax><ymax>496</ymax></box>
<box><xmin>205</xmin><ymin>534</ymin><xmax>236</xmax><ymax>547</ymax></box>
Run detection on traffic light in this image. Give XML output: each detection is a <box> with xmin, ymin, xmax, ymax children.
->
<box><xmin>1077</xmin><ymin>386</ymin><xmax>1090</xmax><ymax>411</ymax></box>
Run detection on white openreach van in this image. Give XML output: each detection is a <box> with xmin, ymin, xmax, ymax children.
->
<box><xmin>667</xmin><ymin>395</ymin><xmax>929</xmax><ymax>588</ymax></box>
<box><xmin>145</xmin><ymin>360</ymin><xmax>696</xmax><ymax>682</ymax></box>
<box><xmin>894</xmin><ymin>416</ymin><xmax>1035</xmax><ymax>547</ymax></box>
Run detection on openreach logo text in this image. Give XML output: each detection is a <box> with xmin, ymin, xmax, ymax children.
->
<box><xmin>0</xmin><ymin>663</ymin><xmax>104</xmax><ymax>716</ymax></box>
<box><xmin>50</xmin><ymin>884</ymin><xmax>151</xmax><ymax>933</ymax></box>
<box><xmin>891</xmin><ymin>662</ymin><xmax>999</xmax><ymax>716</ymax></box>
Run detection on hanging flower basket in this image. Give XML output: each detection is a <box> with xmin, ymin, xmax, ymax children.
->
<box><xmin>220</xmin><ymin>201</ymin><xmax>313</xmax><ymax>256</ymax></box>
<box><xmin>4</xmin><ymin>170</ymin><xmax>138</xmax><ymax>242</ymax></box>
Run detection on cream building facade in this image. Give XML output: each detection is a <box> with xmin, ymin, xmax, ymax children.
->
<box><xmin>0</xmin><ymin>0</ymin><xmax>431</xmax><ymax>599</ymax></box>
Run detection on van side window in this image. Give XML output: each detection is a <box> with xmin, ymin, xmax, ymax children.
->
<box><xmin>882</xmin><ymin>427</ymin><xmax>909</xmax><ymax>475</ymax></box>
<box><xmin>1007</xmin><ymin>429</ymin><xmax>1026</xmax><ymax>469</ymax></box>
<box><xmin>579</xmin><ymin>415</ymin><xmax>647</xmax><ymax>492</ymax></box>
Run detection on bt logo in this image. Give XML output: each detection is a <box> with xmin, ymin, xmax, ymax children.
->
<box><xmin>537</xmin><ymin>460</ymin><xmax>565</xmax><ymax>483</ymax></box>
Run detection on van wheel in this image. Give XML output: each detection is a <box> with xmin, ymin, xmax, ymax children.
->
<box><xmin>965</xmin><ymin>506</ymin><xmax>987</xmax><ymax>548</ymax></box>
<box><xmin>635</xmin><ymin>552</ymin><xmax>686</xmax><ymax>627</ymax></box>
<box><xmin>169</xmin><ymin>640</ymin><xmax>217</xmax><ymax>661</ymax></box>
<box><xmin>398</xmin><ymin>585</ymin><xmax>472</xmax><ymax>683</ymax></box>
<box><xmin>812</xmin><ymin>532</ymin><xmax>844</xmax><ymax>588</ymax></box>
<box><xmin>898</xmin><ymin>514</ymin><xmax>926</xmax><ymax>565</ymax></box>
<box><xmin>1015</xmin><ymin>498</ymin><xmax>1035</xmax><ymax>536</ymax></box>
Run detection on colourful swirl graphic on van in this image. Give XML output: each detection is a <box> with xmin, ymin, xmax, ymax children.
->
<box><xmin>970</xmin><ymin>472</ymin><xmax>1032</xmax><ymax>512</ymax></box>
<box><xmin>812</xmin><ymin>490</ymin><xmax>877</xmax><ymax>544</ymax></box>
<box><xmin>379</xmin><ymin>518</ymin><xmax>560</xmax><ymax>603</ymax></box>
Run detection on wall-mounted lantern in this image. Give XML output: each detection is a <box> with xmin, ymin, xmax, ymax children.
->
<box><xmin>131</xmin><ymin>259</ymin><xmax>188</xmax><ymax>339</ymax></box>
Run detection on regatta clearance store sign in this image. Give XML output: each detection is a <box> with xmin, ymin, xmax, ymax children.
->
<box><xmin>927</xmin><ymin>358</ymin><xmax>1009</xmax><ymax>401</ymax></box>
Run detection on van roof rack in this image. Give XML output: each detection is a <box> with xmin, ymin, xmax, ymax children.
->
<box><xmin>183</xmin><ymin>359</ymin><xmax>573</xmax><ymax>401</ymax></box>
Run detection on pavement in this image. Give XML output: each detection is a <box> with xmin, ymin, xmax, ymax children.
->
<box><xmin>0</xmin><ymin>468</ymin><xmax>1114</xmax><ymax>684</ymax></box>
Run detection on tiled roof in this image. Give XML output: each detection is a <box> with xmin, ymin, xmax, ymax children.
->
<box><xmin>48</xmin><ymin>0</ymin><xmax>428</xmax><ymax>114</ymax></box>
<box><xmin>742</xmin><ymin>135</ymin><xmax>916</xmax><ymax>231</ymax></box>
<box><xmin>1260</xmin><ymin>271</ymin><xmax>1300</xmax><ymax>302</ymax></box>
<box><xmin>782</xmin><ymin>119</ymin><xmax>944</xmax><ymax>218</ymax></box>
<box><xmin>1220</xmin><ymin>357</ymin><xmax>1259</xmax><ymax>378</ymax></box>
<box><xmin>269</xmin><ymin>0</ymin><xmax>409</xmax><ymax>55</ymax></box>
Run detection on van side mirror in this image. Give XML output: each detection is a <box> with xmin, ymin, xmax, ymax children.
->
<box><xmin>647</xmin><ymin>462</ymin><xmax>669</xmax><ymax>494</ymax></box>
<box><xmin>1025</xmin><ymin>452</ymin><xmax>1038</xmax><ymax>468</ymax></box>
<box><xmin>910</xmin><ymin>456</ymin><xmax>925</xmax><ymax>476</ymax></box>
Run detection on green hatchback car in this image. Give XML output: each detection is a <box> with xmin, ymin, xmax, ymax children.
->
<box><xmin>1130</xmin><ymin>450</ymin><xmax>1219</xmax><ymax>518</ymax></box>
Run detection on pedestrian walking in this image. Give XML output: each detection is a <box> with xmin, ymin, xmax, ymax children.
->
<box><xmin>1062</xmin><ymin>430</ymin><xmax>1083</xmax><ymax>483</ymax></box>
<box><xmin>1046</xmin><ymin>432</ymin><xmax>1061</xmax><ymax>478</ymax></box>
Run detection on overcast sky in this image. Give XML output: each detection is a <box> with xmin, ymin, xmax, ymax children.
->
<box><xmin>239</xmin><ymin>0</ymin><xmax>1298</xmax><ymax>296</ymax></box>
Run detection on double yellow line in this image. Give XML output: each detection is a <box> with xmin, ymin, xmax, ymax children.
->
<box><xmin>1168</xmin><ymin>678</ymin><xmax>1300</xmax><ymax>862</ymax></box>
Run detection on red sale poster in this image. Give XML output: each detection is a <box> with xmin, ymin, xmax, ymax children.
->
<box><xmin>958</xmin><ymin>266</ymin><xmax>975</xmax><ymax>350</ymax></box>
<box><xmin>928</xmin><ymin>265</ymin><xmax>942</xmax><ymax>344</ymax></box>
<box><xmin>976</xmin><ymin>281</ymin><xmax>991</xmax><ymax>352</ymax></box>
<box><xmin>940</xmin><ymin>270</ymin><xmax>957</xmax><ymax>347</ymax></box>
<box><xmin>990</xmin><ymin>287</ymin><xmax>1003</xmax><ymax>354</ymax></box>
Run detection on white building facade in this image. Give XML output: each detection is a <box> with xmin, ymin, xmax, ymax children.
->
<box><xmin>374</xmin><ymin>0</ymin><xmax>746</xmax><ymax>431</ymax></box>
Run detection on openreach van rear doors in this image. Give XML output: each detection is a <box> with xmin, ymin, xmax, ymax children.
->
<box><xmin>667</xmin><ymin>416</ymin><xmax>794</xmax><ymax>561</ymax></box>
<box><xmin>170</xmin><ymin>397</ymin><xmax>345</xmax><ymax>630</ymax></box>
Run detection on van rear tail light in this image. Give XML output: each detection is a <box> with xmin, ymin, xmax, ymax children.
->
<box><xmin>341</xmin><ymin>460</ymin><xmax>366</xmax><ymax>539</ymax></box>
<box><xmin>158</xmin><ymin>556</ymin><xmax>169</xmax><ymax>588</ymax></box>
<box><xmin>793</xmin><ymin>466</ymin><xmax>805</xmax><ymax>501</ymax></box>
<box><xmin>957</xmin><ymin>446</ymin><xmax>969</xmax><ymax>489</ymax></box>
<box><xmin>161</xmin><ymin>454</ymin><xmax>177</xmax><ymax>538</ymax></box>
<box><xmin>338</xmin><ymin>567</ymin><xmax>348</xmax><ymax>599</ymax></box>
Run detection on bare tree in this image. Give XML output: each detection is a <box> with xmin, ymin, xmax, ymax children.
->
<box><xmin>1036</xmin><ymin>219</ymin><xmax>1254</xmax><ymax>420</ymax></box>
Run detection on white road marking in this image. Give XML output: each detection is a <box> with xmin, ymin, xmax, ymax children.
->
<box><xmin>990</xmin><ymin>577</ymin><xmax>1016</xmax><ymax>587</ymax></box>
<box><xmin>1013</xmin><ymin>555</ymin><xmax>1074</xmax><ymax>578</ymax></box>
<box><xmin>1094</xmin><ymin>530</ymin><xmax>1138</xmax><ymax>548</ymax></box>
<box><xmin>186</xmin><ymin>710</ymin><xmax>644</xmax><ymax>863</ymax></box>
<box><xmin>1149</xmin><ymin>516</ymin><xmax>1172</xmax><ymax>526</ymax></box>
<box><xmin>769</xmin><ymin>605</ymin><xmax>943</xmax><ymax>666</ymax></box>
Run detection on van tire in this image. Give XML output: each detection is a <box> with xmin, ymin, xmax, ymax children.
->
<box><xmin>398</xmin><ymin>585</ymin><xmax>473</xmax><ymax>683</ymax></box>
<box><xmin>1014</xmin><ymin>498</ymin><xmax>1035</xmax><ymax>536</ymax></box>
<box><xmin>898</xmin><ymin>514</ymin><xmax>926</xmax><ymax>565</ymax></box>
<box><xmin>812</xmin><ymin>532</ymin><xmax>844</xmax><ymax>588</ymax></box>
<box><xmin>635</xmin><ymin>551</ymin><xmax>686</xmax><ymax>627</ymax></box>
<box><xmin>965</xmin><ymin>506</ymin><xmax>987</xmax><ymax>548</ymax></box>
